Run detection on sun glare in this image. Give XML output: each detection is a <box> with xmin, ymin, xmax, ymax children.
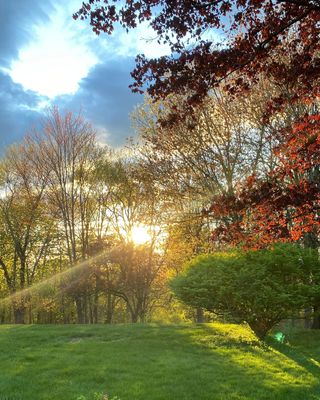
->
<box><xmin>130</xmin><ymin>225</ymin><xmax>152</xmax><ymax>245</ymax></box>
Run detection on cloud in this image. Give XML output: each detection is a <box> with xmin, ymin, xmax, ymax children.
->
<box><xmin>56</xmin><ymin>58</ymin><xmax>142</xmax><ymax>147</ymax></box>
<box><xmin>95</xmin><ymin>21</ymin><xmax>172</xmax><ymax>59</ymax></box>
<box><xmin>0</xmin><ymin>0</ymin><xmax>169</xmax><ymax>151</ymax></box>
<box><xmin>0</xmin><ymin>71</ymin><xmax>46</xmax><ymax>150</ymax></box>
<box><xmin>0</xmin><ymin>0</ymin><xmax>55</xmax><ymax>151</ymax></box>
<box><xmin>0</xmin><ymin>0</ymin><xmax>55</xmax><ymax>67</ymax></box>
<box><xmin>8</xmin><ymin>1</ymin><xmax>98</xmax><ymax>98</ymax></box>
<box><xmin>0</xmin><ymin>58</ymin><xmax>140</xmax><ymax>152</ymax></box>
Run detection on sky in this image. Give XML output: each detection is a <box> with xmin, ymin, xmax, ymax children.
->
<box><xmin>0</xmin><ymin>0</ymin><xmax>173</xmax><ymax>151</ymax></box>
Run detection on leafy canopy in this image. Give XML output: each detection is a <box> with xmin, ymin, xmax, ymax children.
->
<box><xmin>170</xmin><ymin>243</ymin><xmax>320</xmax><ymax>339</ymax></box>
<box><xmin>74</xmin><ymin>1</ymin><xmax>320</xmax><ymax>109</ymax></box>
<box><xmin>210</xmin><ymin>115</ymin><xmax>320</xmax><ymax>248</ymax></box>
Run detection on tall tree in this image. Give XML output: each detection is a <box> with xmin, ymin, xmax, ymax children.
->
<box><xmin>25</xmin><ymin>107</ymin><xmax>103</xmax><ymax>323</ymax></box>
<box><xmin>102</xmin><ymin>242</ymin><xmax>165</xmax><ymax>323</ymax></box>
<box><xmin>74</xmin><ymin>1</ymin><xmax>320</xmax><ymax>110</ymax></box>
<box><xmin>210</xmin><ymin>114</ymin><xmax>320</xmax><ymax>249</ymax></box>
<box><xmin>133</xmin><ymin>87</ymin><xmax>279</xmax><ymax>200</ymax></box>
<box><xmin>75</xmin><ymin>1</ymin><xmax>319</xmax><ymax>256</ymax></box>
<box><xmin>0</xmin><ymin>144</ymin><xmax>54</xmax><ymax>323</ymax></box>
<box><xmin>92</xmin><ymin>153</ymin><xmax>169</xmax><ymax>322</ymax></box>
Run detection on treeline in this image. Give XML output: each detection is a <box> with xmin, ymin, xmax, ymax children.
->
<box><xmin>0</xmin><ymin>108</ymin><xmax>170</xmax><ymax>324</ymax></box>
<box><xmin>0</xmin><ymin>71</ymin><xmax>318</xmax><ymax>325</ymax></box>
<box><xmin>64</xmin><ymin>0</ymin><xmax>319</xmax><ymax>336</ymax></box>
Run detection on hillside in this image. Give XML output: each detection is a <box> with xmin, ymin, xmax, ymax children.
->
<box><xmin>0</xmin><ymin>323</ymin><xmax>319</xmax><ymax>400</ymax></box>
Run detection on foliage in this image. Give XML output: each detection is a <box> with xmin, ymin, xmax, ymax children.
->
<box><xmin>0</xmin><ymin>108</ymin><xmax>171</xmax><ymax>325</ymax></box>
<box><xmin>170</xmin><ymin>243</ymin><xmax>320</xmax><ymax>339</ymax></box>
<box><xmin>133</xmin><ymin>87</ymin><xmax>276</xmax><ymax>198</ymax></box>
<box><xmin>97</xmin><ymin>242</ymin><xmax>166</xmax><ymax>323</ymax></box>
<box><xmin>210</xmin><ymin>115</ymin><xmax>320</xmax><ymax>248</ymax></box>
<box><xmin>74</xmin><ymin>1</ymin><xmax>320</xmax><ymax>112</ymax></box>
<box><xmin>75</xmin><ymin>1</ymin><xmax>320</xmax><ymax>255</ymax></box>
<box><xmin>1</xmin><ymin>323</ymin><xmax>320</xmax><ymax>399</ymax></box>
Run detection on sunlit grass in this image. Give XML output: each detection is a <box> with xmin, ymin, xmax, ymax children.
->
<box><xmin>0</xmin><ymin>323</ymin><xmax>319</xmax><ymax>399</ymax></box>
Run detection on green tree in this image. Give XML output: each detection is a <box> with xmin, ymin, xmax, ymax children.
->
<box><xmin>171</xmin><ymin>243</ymin><xmax>320</xmax><ymax>339</ymax></box>
<box><xmin>25</xmin><ymin>107</ymin><xmax>104</xmax><ymax>323</ymax></box>
<box><xmin>101</xmin><ymin>242</ymin><xmax>165</xmax><ymax>323</ymax></box>
<box><xmin>0</xmin><ymin>144</ymin><xmax>55</xmax><ymax>323</ymax></box>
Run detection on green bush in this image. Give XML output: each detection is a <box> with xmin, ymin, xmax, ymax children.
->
<box><xmin>170</xmin><ymin>243</ymin><xmax>320</xmax><ymax>339</ymax></box>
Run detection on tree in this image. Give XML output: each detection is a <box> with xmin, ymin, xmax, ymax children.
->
<box><xmin>133</xmin><ymin>83</ymin><xmax>283</xmax><ymax>201</ymax></box>
<box><xmin>74</xmin><ymin>1</ymin><xmax>320</xmax><ymax>110</ymax></box>
<box><xmin>101</xmin><ymin>242</ymin><xmax>165</xmax><ymax>323</ymax></box>
<box><xmin>210</xmin><ymin>114</ymin><xmax>320</xmax><ymax>248</ymax></box>
<box><xmin>0</xmin><ymin>144</ymin><xmax>54</xmax><ymax>323</ymax></box>
<box><xmin>25</xmin><ymin>107</ymin><xmax>104</xmax><ymax>323</ymax></box>
<box><xmin>170</xmin><ymin>243</ymin><xmax>320</xmax><ymax>339</ymax></box>
<box><xmin>93</xmin><ymin>154</ymin><xmax>168</xmax><ymax>322</ymax></box>
<box><xmin>76</xmin><ymin>1</ymin><xmax>319</xmax><ymax>256</ymax></box>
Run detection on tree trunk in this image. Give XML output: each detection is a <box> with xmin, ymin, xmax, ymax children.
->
<box><xmin>93</xmin><ymin>291</ymin><xmax>99</xmax><ymax>324</ymax></box>
<box><xmin>0</xmin><ymin>308</ymin><xmax>5</xmax><ymax>324</ymax></box>
<box><xmin>312</xmin><ymin>305</ymin><xmax>320</xmax><ymax>329</ymax></box>
<box><xmin>83</xmin><ymin>294</ymin><xmax>88</xmax><ymax>324</ymax></box>
<box><xmin>75</xmin><ymin>297</ymin><xmax>85</xmax><ymax>324</ymax></box>
<box><xmin>304</xmin><ymin>307</ymin><xmax>312</xmax><ymax>329</ymax></box>
<box><xmin>248</xmin><ymin>320</ymin><xmax>271</xmax><ymax>341</ymax></box>
<box><xmin>13</xmin><ymin>307</ymin><xmax>25</xmax><ymax>324</ymax></box>
<box><xmin>139</xmin><ymin>310</ymin><xmax>147</xmax><ymax>323</ymax></box>
<box><xmin>131</xmin><ymin>313</ymin><xmax>138</xmax><ymax>323</ymax></box>
<box><xmin>28</xmin><ymin>305</ymin><xmax>32</xmax><ymax>324</ymax></box>
<box><xmin>129</xmin><ymin>304</ymin><xmax>139</xmax><ymax>323</ymax></box>
<box><xmin>105</xmin><ymin>292</ymin><xmax>113</xmax><ymax>324</ymax></box>
<box><xmin>196</xmin><ymin>308</ymin><xmax>204</xmax><ymax>323</ymax></box>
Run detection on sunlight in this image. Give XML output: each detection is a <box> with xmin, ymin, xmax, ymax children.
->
<box><xmin>130</xmin><ymin>225</ymin><xmax>152</xmax><ymax>245</ymax></box>
<box><xmin>0</xmin><ymin>249</ymin><xmax>110</xmax><ymax>311</ymax></box>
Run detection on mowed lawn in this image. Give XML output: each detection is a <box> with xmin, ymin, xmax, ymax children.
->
<box><xmin>0</xmin><ymin>323</ymin><xmax>319</xmax><ymax>400</ymax></box>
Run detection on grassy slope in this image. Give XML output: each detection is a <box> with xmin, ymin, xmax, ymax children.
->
<box><xmin>0</xmin><ymin>323</ymin><xmax>319</xmax><ymax>400</ymax></box>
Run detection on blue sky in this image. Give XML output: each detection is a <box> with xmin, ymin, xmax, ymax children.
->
<box><xmin>0</xmin><ymin>0</ymin><xmax>173</xmax><ymax>150</ymax></box>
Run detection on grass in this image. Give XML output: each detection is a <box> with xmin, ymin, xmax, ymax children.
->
<box><xmin>0</xmin><ymin>322</ymin><xmax>319</xmax><ymax>400</ymax></box>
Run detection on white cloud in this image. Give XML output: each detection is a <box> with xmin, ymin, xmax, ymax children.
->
<box><xmin>7</xmin><ymin>0</ymin><xmax>222</xmax><ymax>100</ymax></box>
<box><xmin>8</xmin><ymin>2</ymin><xmax>98</xmax><ymax>98</ymax></box>
<box><xmin>96</xmin><ymin>126</ymin><xmax>111</xmax><ymax>147</ymax></box>
<box><xmin>98</xmin><ymin>21</ymin><xmax>223</xmax><ymax>60</ymax></box>
<box><xmin>114</xmin><ymin>22</ymin><xmax>172</xmax><ymax>58</ymax></box>
<box><xmin>90</xmin><ymin>20</ymin><xmax>172</xmax><ymax>60</ymax></box>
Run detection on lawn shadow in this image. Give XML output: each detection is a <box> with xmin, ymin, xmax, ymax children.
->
<box><xmin>268</xmin><ymin>338</ymin><xmax>320</xmax><ymax>379</ymax></box>
<box><xmin>171</xmin><ymin>322</ymin><xmax>320</xmax><ymax>400</ymax></box>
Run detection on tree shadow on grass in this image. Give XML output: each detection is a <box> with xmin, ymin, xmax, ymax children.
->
<box><xmin>268</xmin><ymin>338</ymin><xmax>320</xmax><ymax>379</ymax></box>
<box><xmin>173</xmin><ymin>323</ymin><xmax>320</xmax><ymax>400</ymax></box>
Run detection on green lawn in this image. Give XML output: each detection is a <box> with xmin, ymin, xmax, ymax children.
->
<box><xmin>0</xmin><ymin>323</ymin><xmax>319</xmax><ymax>400</ymax></box>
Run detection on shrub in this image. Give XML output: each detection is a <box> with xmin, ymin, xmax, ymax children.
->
<box><xmin>170</xmin><ymin>243</ymin><xmax>320</xmax><ymax>339</ymax></box>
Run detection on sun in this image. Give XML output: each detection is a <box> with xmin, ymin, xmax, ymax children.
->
<box><xmin>130</xmin><ymin>225</ymin><xmax>152</xmax><ymax>245</ymax></box>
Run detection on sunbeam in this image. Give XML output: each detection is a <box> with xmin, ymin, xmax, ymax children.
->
<box><xmin>0</xmin><ymin>249</ymin><xmax>111</xmax><ymax>312</ymax></box>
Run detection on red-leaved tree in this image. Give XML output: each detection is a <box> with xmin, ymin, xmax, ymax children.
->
<box><xmin>74</xmin><ymin>1</ymin><xmax>320</xmax><ymax>109</ymax></box>
<box><xmin>210</xmin><ymin>114</ymin><xmax>320</xmax><ymax>248</ymax></box>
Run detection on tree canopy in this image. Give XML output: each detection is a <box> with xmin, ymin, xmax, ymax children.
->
<box><xmin>74</xmin><ymin>1</ymin><xmax>320</xmax><ymax>111</ymax></box>
<box><xmin>171</xmin><ymin>243</ymin><xmax>320</xmax><ymax>339</ymax></box>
